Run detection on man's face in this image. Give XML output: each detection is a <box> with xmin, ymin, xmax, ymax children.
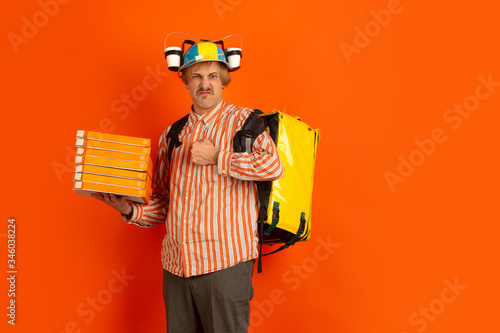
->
<box><xmin>186</xmin><ymin>61</ymin><xmax>224</xmax><ymax>115</ymax></box>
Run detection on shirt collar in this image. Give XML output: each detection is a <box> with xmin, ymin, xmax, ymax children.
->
<box><xmin>188</xmin><ymin>99</ymin><xmax>225</xmax><ymax>126</ymax></box>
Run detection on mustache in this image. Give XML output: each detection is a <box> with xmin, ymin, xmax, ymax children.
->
<box><xmin>197</xmin><ymin>88</ymin><xmax>213</xmax><ymax>95</ymax></box>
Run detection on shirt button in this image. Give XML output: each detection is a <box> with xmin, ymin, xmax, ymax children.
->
<box><xmin>184</xmin><ymin>197</ymin><xmax>188</xmax><ymax>201</ymax></box>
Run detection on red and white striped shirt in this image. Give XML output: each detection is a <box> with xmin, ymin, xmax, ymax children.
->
<box><xmin>124</xmin><ymin>100</ymin><xmax>284</xmax><ymax>277</ymax></box>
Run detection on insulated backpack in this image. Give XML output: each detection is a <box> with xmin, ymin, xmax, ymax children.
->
<box><xmin>166</xmin><ymin>109</ymin><xmax>320</xmax><ymax>272</ymax></box>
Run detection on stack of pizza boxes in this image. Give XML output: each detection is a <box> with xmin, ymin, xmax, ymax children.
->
<box><xmin>72</xmin><ymin>130</ymin><xmax>153</xmax><ymax>204</ymax></box>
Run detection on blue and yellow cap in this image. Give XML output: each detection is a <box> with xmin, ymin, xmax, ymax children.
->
<box><xmin>179</xmin><ymin>42</ymin><xmax>229</xmax><ymax>71</ymax></box>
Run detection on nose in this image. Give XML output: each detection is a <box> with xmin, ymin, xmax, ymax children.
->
<box><xmin>200</xmin><ymin>76</ymin><xmax>211</xmax><ymax>89</ymax></box>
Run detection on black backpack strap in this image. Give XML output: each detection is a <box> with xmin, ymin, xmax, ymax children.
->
<box><xmin>261</xmin><ymin>212</ymin><xmax>306</xmax><ymax>257</ymax></box>
<box><xmin>233</xmin><ymin>109</ymin><xmax>266</xmax><ymax>153</ymax></box>
<box><xmin>167</xmin><ymin>114</ymin><xmax>189</xmax><ymax>165</ymax></box>
<box><xmin>258</xmin><ymin>212</ymin><xmax>306</xmax><ymax>273</ymax></box>
<box><xmin>232</xmin><ymin>109</ymin><xmax>276</xmax><ymax>273</ymax></box>
<box><xmin>233</xmin><ymin>109</ymin><xmax>270</xmax><ymax>224</ymax></box>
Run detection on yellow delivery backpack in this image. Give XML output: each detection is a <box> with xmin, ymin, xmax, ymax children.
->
<box><xmin>233</xmin><ymin>110</ymin><xmax>320</xmax><ymax>272</ymax></box>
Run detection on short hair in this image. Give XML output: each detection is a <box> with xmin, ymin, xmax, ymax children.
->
<box><xmin>181</xmin><ymin>61</ymin><xmax>231</xmax><ymax>86</ymax></box>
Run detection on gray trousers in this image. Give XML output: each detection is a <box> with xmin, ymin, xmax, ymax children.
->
<box><xmin>163</xmin><ymin>260</ymin><xmax>255</xmax><ymax>333</ymax></box>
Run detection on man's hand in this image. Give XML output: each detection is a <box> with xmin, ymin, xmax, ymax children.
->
<box><xmin>91</xmin><ymin>192</ymin><xmax>132</xmax><ymax>215</ymax></box>
<box><xmin>191</xmin><ymin>138</ymin><xmax>218</xmax><ymax>165</ymax></box>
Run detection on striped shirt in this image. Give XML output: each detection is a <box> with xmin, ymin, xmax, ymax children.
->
<box><xmin>124</xmin><ymin>100</ymin><xmax>284</xmax><ymax>277</ymax></box>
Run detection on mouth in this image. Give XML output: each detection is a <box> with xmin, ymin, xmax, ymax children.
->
<box><xmin>197</xmin><ymin>90</ymin><xmax>212</xmax><ymax>96</ymax></box>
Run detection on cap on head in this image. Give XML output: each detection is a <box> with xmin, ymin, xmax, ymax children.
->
<box><xmin>179</xmin><ymin>42</ymin><xmax>230</xmax><ymax>72</ymax></box>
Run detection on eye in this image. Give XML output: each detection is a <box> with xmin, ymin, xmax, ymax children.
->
<box><xmin>209</xmin><ymin>74</ymin><xmax>218</xmax><ymax>79</ymax></box>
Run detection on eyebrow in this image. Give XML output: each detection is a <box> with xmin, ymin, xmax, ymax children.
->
<box><xmin>192</xmin><ymin>72</ymin><xmax>219</xmax><ymax>76</ymax></box>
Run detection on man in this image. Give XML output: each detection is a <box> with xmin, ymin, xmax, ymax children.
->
<box><xmin>91</xmin><ymin>40</ymin><xmax>284</xmax><ymax>332</ymax></box>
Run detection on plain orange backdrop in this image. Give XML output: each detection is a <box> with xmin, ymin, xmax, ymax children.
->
<box><xmin>2</xmin><ymin>0</ymin><xmax>500</xmax><ymax>332</ymax></box>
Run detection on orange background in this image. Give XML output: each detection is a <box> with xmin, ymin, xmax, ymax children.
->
<box><xmin>2</xmin><ymin>0</ymin><xmax>500</xmax><ymax>332</ymax></box>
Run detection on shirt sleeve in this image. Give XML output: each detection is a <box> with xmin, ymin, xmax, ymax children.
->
<box><xmin>122</xmin><ymin>129</ymin><xmax>170</xmax><ymax>227</ymax></box>
<box><xmin>217</xmin><ymin>111</ymin><xmax>284</xmax><ymax>181</ymax></box>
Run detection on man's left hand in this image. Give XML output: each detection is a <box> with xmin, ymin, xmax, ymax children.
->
<box><xmin>191</xmin><ymin>138</ymin><xmax>218</xmax><ymax>165</ymax></box>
